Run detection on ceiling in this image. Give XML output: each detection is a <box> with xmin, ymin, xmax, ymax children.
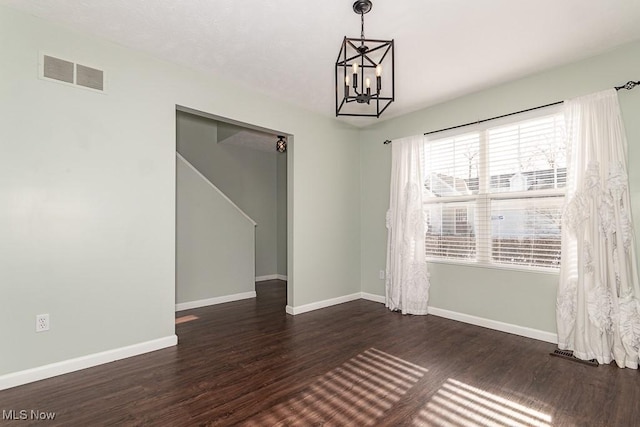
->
<box><xmin>217</xmin><ymin>120</ymin><xmax>283</xmax><ymax>153</ymax></box>
<box><xmin>3</xmin><ymin>0</ymin><xmax>640</xmax><ymax>126</ymax></box>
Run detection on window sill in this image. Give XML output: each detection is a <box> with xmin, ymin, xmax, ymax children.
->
<box><xmin>425</xmin><ymin>258</ymin><xmax>560</xmax><ymax>275</ymax></box>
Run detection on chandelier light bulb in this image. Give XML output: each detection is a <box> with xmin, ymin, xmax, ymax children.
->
<box><xmin>376</xmin><ymin>65</ymin><xmax>382</xmax><ymax>77</ymax></box>
<box><xmin>352</xmin><ymin>63</ymin><xmax>359</xmax><ymax>89</ymax></box>
<box><xmin>365</xmin><ymin>77</ymin><xmax>371</xmax><ymax>88</ymax></box>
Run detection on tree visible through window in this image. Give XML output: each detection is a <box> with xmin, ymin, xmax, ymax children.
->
<box><xmin>423</xmin><ymin>111</ymin><xmax>565</xmax><ymax>270</ymax></box>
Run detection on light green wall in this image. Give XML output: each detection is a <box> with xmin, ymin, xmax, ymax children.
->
<box><xmin>176</xmin><ymin>156</ymin><xmax>255</xmax><ymax>303</ymax></box>
<box><xmin>359</xmin><ymin>40</ymin><xmax>640</xmax><ymax>334</ymax></box>
<box><xmin>176</xmin><ymin>111</ymin><xmax>282</xmax><ymax>278</ymax></box>
<box><xmin>277</xmin><ymin>152</ymin><xmax>288</xmax><ymax>276</ymax></box>
<box><xmin>0</xmin><ymin>5</ymin><xmax>360</xmax><ymax>377</ymax></box>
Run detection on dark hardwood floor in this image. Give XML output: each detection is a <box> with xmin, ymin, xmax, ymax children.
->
<box><xmin>2</xmin><ymin>280</ymin><xmax>639</xmax><ymax>426</ymax></box>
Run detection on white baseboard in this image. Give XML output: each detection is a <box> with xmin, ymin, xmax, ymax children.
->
<box><xmin>286</xmin><ymin>292</ymin><xmax>361</xmax><ymax>315</ymax></box>
<box><xmin>256</xmin><ymin>274</ymin><xmax>288</xmax><ymax>282</ymax></box>
<box><xmin>175</xmin><ymin>291</ymin><xmax>256</xmax><ymax>312</ymax></box>
<box><xmin>428</xmin><ymin>307</ymin><xmax>558</xmax><ymax>344</ymax></box>
<box><xmin>358</xmin><ymin>293</ymin><xmax>557</xmax><ymax>344</ymax></box>
<box><xmin>360</xmin><ymin>292</ymin><xmax>386</xmax><ymax>304</ymax></box>
<box><xmin>0</xmin><ymin>335</ymin><xmax>177</xmax><ymax>391</ymax></box>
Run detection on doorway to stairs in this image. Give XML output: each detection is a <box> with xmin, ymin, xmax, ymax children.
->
<box><xmin>174</xmin><ymin>105</ymin><xmax>289</xmax><ymax>322</ymax></box>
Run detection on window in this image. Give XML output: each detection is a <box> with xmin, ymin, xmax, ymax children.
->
<box><xmin>423</xmin><ymin>110</ymin><xmax>565</xmax><ymax>270</ymax></box>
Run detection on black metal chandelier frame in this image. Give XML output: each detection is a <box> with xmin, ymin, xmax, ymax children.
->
<box><xmin>335</xmin><ymin>0</ymin><xmax>394</xmax><ymax>118</ymax></box>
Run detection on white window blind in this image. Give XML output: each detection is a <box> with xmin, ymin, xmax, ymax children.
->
<box><xmin>424</xmin><ymin>134</ymin><xmax>480</xmax><ymax>260</ymax></box>
<box><xmin>424</xmin><ymin>112</ymin><xmax>565</xmax><ymax>270</ymax></box>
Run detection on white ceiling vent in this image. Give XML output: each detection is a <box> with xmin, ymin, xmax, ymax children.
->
<box><xmin>43</xmin><ymin>55</ymin><xmax>74</xmax><ymax>83</ymax></box>
<box><xmin>40</xmin><ymin>54</ymin><xmax>105</xmax><ymax>93</ymax></box>
<box><xmin>76</xmin><ymin>64</ymin><xmax>104</xmax><ymax>91</ymax></box>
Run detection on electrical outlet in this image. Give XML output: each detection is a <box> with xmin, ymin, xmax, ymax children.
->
<box><xmin>379</xmin><ymin>270</ymin><xmax>385</xmax><ymax>280</ymax></box>
<box><xmin>36</xmin><ymin>314</ymin><xmax>50</xmax><ymax>332</ymax></box>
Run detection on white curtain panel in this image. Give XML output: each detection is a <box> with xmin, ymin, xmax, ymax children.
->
<box><xmin>557</xmin><ymin>89</ymin><xmax>640</xmax><ymax>368</ymax></box>
<box><xmin>385</xmin><ymin>135</ymin><xmax>430</xmax><ymax>315</ymax></box>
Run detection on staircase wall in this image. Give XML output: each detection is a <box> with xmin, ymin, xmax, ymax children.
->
<box><xmin>176</xmin><ymin>154</ymin><xmax>256</xmax><ymax>306</ymax></box>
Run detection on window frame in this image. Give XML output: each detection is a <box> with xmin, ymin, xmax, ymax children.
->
<box><xmin>422</xmin><ymin>105</ymin><xmax>565</xmax><ymax>273</ymax></box>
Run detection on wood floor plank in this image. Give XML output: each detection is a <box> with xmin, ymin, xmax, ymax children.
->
<box><xmin>1</xmin><ymin>280</ymin><xmax>638</xmax><ymax>426</ymax></box>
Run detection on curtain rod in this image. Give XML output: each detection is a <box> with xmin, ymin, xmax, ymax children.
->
<box><xmin>382</xmin><ymin>80</ymin><xmax>640</xmax><ymax>145</ymax></box>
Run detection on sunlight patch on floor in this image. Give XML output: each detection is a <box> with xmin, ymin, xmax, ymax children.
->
<box><xmin>243</xmin><ymin>348</ymin><xmax>428</xmax><ymax>426</ymax></box>
<box><xmin>175</xmin><ymin>314</ymin><xmax>199</xmax><ymax>324</ymax></box>
<box><xmin>414</xmin><ymin>378</ymin><xmax>552</xmax><ymax>427</ymax></box>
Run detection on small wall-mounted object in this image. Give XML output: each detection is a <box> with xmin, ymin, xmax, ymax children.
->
<box><xmin>40</xmin><ymin>53</ymin><xmax>105</xmax><ymax>93</ymax></box>
<box><xmin>276</xmin><ymin>135</ymin><xmax>287</xmax><ymax>153</ymax></box>
<box><xmin>35</xmin><ymin>314</ymin><xmax>50</xmax><ymax>332</ymax></box>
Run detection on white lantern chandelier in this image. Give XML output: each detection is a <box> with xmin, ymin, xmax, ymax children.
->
<box><xmin>336</xmin><ymin>0</ymin><xmax>394</xmax><ymax>118</ymax></box>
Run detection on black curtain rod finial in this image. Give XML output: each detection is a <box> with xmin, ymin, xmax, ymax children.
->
<box><xmin>383</xmin><ymin>139</ymin><xmax>392</xmax><ymax>145</ymax></box>
<box><xmin>615</xmin><ymin>80</ymin><xmax>640</xmax><ymax>91</ymax></box>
